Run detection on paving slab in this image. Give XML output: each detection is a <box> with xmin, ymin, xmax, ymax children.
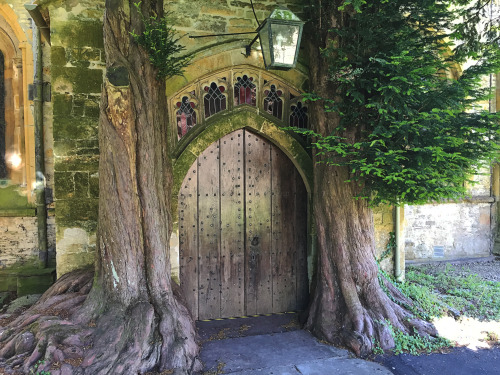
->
<box><xmin>197</xmin><ymin>329</ymin><xmax>393</xmax><ymax>375</ymax></box>
<box><xmin>374</xmin><ymin>345</ymin><xmax>500</xmax><ymax>375</ymax></box>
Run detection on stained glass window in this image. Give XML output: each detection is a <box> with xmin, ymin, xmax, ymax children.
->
<box><xmin>204</xmin><ymin>82</ymin><xmax>227</xmax><ymax>118</ymax></box>
<box><xmin>176</xmin><ymin>96</ymin><xmax>197</xmax><ymax>139</ymax></box>
<box><xmin>234</xmin><ymin>75</ymin><xmax>256</xmax><ymax>107</ymax></box>
<box><xmin>290</xmin><ymin>101</ymin><xmax>308</xmax><ymax>128</ymax></box>
<box><xmin>263</xmin><ymin>85</ymin><xmax>283</xmax><ymax>120</ymax></box>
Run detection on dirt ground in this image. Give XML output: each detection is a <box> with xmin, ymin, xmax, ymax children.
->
<box><xmin>408</xmin><ymin>256</ymin><xmax>500</xmax><ymax>282</ymax></box>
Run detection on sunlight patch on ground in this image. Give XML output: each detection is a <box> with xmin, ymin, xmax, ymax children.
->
<box><xmin>433</xmin><ymin>316</ymin><xmax>500</xmax><ymax>350</ymax></box>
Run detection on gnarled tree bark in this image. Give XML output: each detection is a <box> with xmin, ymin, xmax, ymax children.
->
<box><xmin>305</xmin><ymin>1</ymin><xmax>437</xmax><ymax>357</ymax></box>
<box><xmin>0</xmin><ymin>1</ymin><xmax>199</xmax><ymax>373</ymax></box>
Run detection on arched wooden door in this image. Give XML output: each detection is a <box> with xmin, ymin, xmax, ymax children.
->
<box><xmin>179</xmin><ymin>129</ymin><xmax>308</xmax><ymax>320</ymax></box>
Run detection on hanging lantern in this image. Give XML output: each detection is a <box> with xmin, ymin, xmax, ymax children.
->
<box><xmin>257</xmin><ymin>7</ymin><xmax>304</xmax><ymax>70</ymax></box>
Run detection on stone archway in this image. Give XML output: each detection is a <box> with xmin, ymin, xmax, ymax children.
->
<box><xmin>178</xmin><ymin>128</ymin><xmax>308</xmax><ymax>320</ymax></box>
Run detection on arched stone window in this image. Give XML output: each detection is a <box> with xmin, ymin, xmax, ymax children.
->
<box><xmin>0</xmin><ymin>50</ymin><xmax>5</xmax><ymax>179</ymax></box>
<box><xmin>204</xmin><ymin>82</ymin><xmax>227</xmax><ymax>118</ymax></box>
<box><xmin>170</xmin><ymin>67</ymin><xmax>307</xmax><ymax>150</ymax></box>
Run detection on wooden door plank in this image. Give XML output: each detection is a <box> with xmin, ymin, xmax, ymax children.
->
<box><xmin>179</xmin><ymin>163</ymin><xmax>199</xmax><ymax>319</ymax></box>
<box><xmin>220</xmin><ymin>130</ymin><xmax>245</xmax><ymax>318</ymax></box>
<box><xmin>295</xmin><ymin>169</ymin><xmax>309</xmax><ymax>310</ymax></box>
<box><xmin>245</xmin><ymin>131</ymin><xmax>273</xmax><ymax>315</ymax></box>
<box><xmin>197</xmin><ymin>141</ymin><xmax>221</xmax><ymax>320</ymax></box>
<box><xmin>271</xmin><ymin>146</ymin><xmax>297</xmax><ymax>312</ymax></box>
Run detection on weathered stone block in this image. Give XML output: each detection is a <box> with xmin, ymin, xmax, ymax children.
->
<box><xmin>57</xmin><ymin>19</ymin><xmax>104</xmax><ymax>49</ymax></box>
<box><xmin>54</xmin><ymin>154</ymin><xmax>99</xmax><ymax>172</ymax></box>
<box><xmin>51</xmin><ymin>46</ymin><xmax>67</xmax><ymax>66</ymax></box>
<box><xmin>53</xmin><ymin>116</ymin><xmax>98</xmax><ymax>141</ymax></box>
<box><xmin>74</xmin><ymin>172</ymin><xmax>89</xmax><ymax>198</ymax></box>
<box><xmin>0</xmin><ymin>275</ymin><xmax>17</xmax><ymax>292</ymax></box>
<box><xmin>89</xmin><ymin>173</ymin><xmax>99</xmax><ymax>199</ymax></box>
<box><xmin>193</xmin><ymin>16</ymin><xmax>227</xmax><ymax>33</ymax></box>
<box><xmin>56</xmin><ymin>199</ymin><xmax>98</xmax><ymax>227</ymax></box>
<box><xmin>52</xmin><ymin>66</ymin><xmax>103</xmax><ymax>94</ymax></box>
<box><xmin>53</xmin><ymin>94</ymin><xmax>73</xmax><ymax>117</ymax></box>
<box><xmin>17</xmin><ymin>272</ymin><xmax>55</xmax><ymax>296</ymax></box>
<box><xmin>54</xmin><ymin>172</ymin><xmax>75</xmax><ymax>199</ymax></box>
<box><xmin>56</xmin><ymin>251</ymin><xmax>95</xmax><ymax>278</ymax></box>
<box><xmin>68</xmin><ymin>47</ymin><xmax>102</xmax><ymax>65</ymax></box>
<box><xmin>84</xmin><ymin>98</ymin><xmax>100</xmax><ymax>118</ymax></box>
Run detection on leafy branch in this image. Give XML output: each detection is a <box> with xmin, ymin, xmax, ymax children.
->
<box><xmin>130</xmin><ymin>2</ymin><xmax>191</xmax><ymax>79</ymax></box>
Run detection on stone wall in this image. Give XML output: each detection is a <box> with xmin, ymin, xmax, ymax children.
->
<box><xmin>404</xmin><ymin>167</ymin><xmax>493</xmax><ymax>261</ymax></box>
<box><xmin>48</xmin><ymin>1</ymin><xmax>105</xmax><ymax>276</ymax></box>
<box><xmin>0</xmin><ymin>216</ymin><xmax>55</xmax><ymax>268</ymax></box>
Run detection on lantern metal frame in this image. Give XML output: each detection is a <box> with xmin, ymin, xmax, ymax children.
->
<box><xmin>251</xmin><ymin>7</ymin><xmax>305</xmax><ymax>70</ymax></box>
<box><xmin>190</xmin><ymin>6</ymin><xmax>304</xmax><ymax>71</ymax></box>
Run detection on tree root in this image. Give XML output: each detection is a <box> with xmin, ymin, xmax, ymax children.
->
<box><xmin>0</xmin><ymin>269</ymin><xmax>201</xmax><ymax>374</ymax></box>
<box><xmin>337</xmin><ymin>277</ymin><xmax>439</xmax><ymax>357</ymax></box>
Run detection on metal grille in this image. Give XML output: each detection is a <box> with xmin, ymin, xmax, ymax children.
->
<box><xmin>264</xmin><ymin>85</ymin><xmax>283</xmax><ymax>120</ymax></box>
<box><xmin>176</xmin><ymin>96</ymin><xmax>197</xmax><ymax>139</ymax></box>
<box><xmin>204</xmin><ymin>82</ymin><xmax>227</xmax><ymax>118</ymax></box>
<box><xmin>234</xmin><ymin>75</ymin><xmax>256</xmax><ymax>107</ymax></box>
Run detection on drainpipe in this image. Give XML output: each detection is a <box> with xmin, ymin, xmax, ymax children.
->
<box><xmin>25</xmin><ymin>4</ymin><xmax>48</xmax><ymax>268</ymax></box>
<box><xmin>394</xmin><ymin>205</ymin><xmax>403</xmax><ymax>282</ymax></box>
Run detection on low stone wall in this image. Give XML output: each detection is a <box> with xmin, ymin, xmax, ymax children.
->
<box><xmin>0</xmin><ymin>216</ymin><xmax>56</xmax><ymax>269</ymax></box>
<box><xmin>404</xmin><ymin>202</ymin><xmax>492</xmax><ymax>261</ymax></box>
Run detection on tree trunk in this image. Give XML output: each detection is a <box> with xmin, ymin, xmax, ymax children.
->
<box><xmin>0</xmin><ymin>1</ymin><xmax>199</xmax><ymax>373</ymax></box>
<box><xmin>305</xmin><ymin>1</ymin><xmax>436</xmax><ymax>356</ymax></box>
<box><xmin>79</xmin><ymin>0</ymin><xmax>199</xmax><ymax>372</ymax></box>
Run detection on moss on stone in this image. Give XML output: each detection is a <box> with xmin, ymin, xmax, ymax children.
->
<box><xmin>54</xmin><ymin>172</ymin><xmax>75</xmax><ymax>199</ymax></box>
<box><xmin>56</xmin><ymin>252</ymin><xmax>95</xmax><ymax>278</ymax></box>
<box><xmin>52</xmin><ymin>66</ymin><xmax>103</xmax><ymax>94</ymax></box>
<box><xmin>74</xmin><ymin>172</ymin><xmax>89</xmax><ymax>198</ymax></box>
<box><xmin>89</xmin><ymin>173</ymin><xmax>99</xmax><ymax>199</ymax></box>
<box><xmin>53</xmin><ymin>116</ymin><xmax>98</xmax><ymax>141</ymax></box>
<box><xmin>84</xmin><ymin>98</ymin><xmax>100</xmax><ymax>118</ymax></box>
<box><xmin>54</xmin><ymin>154</ymin><xmax>99</xmax><ymax>172</ymax></box>
<box><xmin>17</xmin><ymin>272</ymin><xmax>55</xmax><ymax>296</ymax></box>
<box><xmin>53</xmin><ymin>93</ymin><xmax>73</xmax><ymax>117</ymax></box>
<box><xmin>193</xmin><ymin>15</ymin><xmax>227</xmax><ymax>33</ymax></box>
<box><xmin>57</xmin><ymin>19</ymin><xmax>104</xmax><ymax>49</ymax></box>
<box><xmin>51</xmin><ymin>46</ymin><xmax>67</xmax><ymax>66</ymax></box>
<box><xmin>0</xmin><ymin>185</ymin><xmax>33</xmax><ymax>210</ymax></box>
<box><xmin>56</xmin><ymin>198</ymin><xmax>98</xmax><ymax>229</ymax></box>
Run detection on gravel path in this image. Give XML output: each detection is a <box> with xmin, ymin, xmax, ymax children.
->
<box><xmin>408</xmin><ymin>256</ymin><xmax>500</xmax><ymax>282</ymax></box>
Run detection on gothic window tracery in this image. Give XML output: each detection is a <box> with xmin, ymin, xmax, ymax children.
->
<box><xmin>234</xmin><ymin>75</ymin><xmax>256</xmax><ymax>107</ymax></box>
<box><xmin>170</xmin><ymin>68</ymin><xmax>308</xmax><ymax>147</ymax></box>
<box><xmin>204</xmin><ymin>82</ymin><xmax>227</xmax><ymax>118</ymax></box>
<box><xmin>263</xmin><ymin>84</ymin><xmax>283</xmax><ymax>120</ymax></box>
<box><xmin>290</xmin><ymin>101</ymin><xmax>308</xmax><ymax>128</ymax></box>
<box><xmin>176</xmin><ymin>96</ymin><xmax>197</xmax><ymax>139</ymax></box>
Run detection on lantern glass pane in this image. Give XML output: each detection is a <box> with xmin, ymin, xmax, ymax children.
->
<box><xmin>259</xmin><ymin>23</ymin><xmax>272</xmax><ymax>67</ymax></box>
<box><xmin>270</xmin><ymin>24</ymin><xmax>300</xmax><ymax>66</ymax></box>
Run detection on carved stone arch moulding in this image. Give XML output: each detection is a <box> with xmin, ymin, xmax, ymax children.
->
<box><xmin>169</xmin><ymin>65</ymin><xmax>309</xmax><ymax>152</ymax></box>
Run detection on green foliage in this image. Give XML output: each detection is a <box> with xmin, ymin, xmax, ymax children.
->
<box><xmin>29</xmin><ymin>360</ymin><xmax>50</xmax><ymax>375</ymax></box>
<box><xmin>305</xmin><ymin>0</ymin><xmax>500</xmax><ymax>206</ymax></box>
<box><xmin>377</xmin><ymin>263</ymin><xmax>500</xmax><ymax>354</ymax></box>
<box><xmin>382</xmin><ymin>320</ymin><xmax>451</xmax><ymax>355</ymax></box>
<box><xmin>377</xmin><ymin>231</ymin><xmax>395</xmax><ymax>263</ymax></box>
<box><xmin>130</xmin><ymin>2</ymin><xmax>191</xmax><ymax>79</ymax></box>
<box><xmin>406</xmin><ymin>265</ymin><xmax>500</xmax><ymax>321</ymax></box>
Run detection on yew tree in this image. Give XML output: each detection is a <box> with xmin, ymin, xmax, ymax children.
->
<box><xmin>305</xmin><ymin>0</ymin><xmax>500</xmax><ymax>355</ymax></box>
<box><xmin>0</xmin><ymin>1</ymin><xmax>199</xmax><ymax>374</ymax></box>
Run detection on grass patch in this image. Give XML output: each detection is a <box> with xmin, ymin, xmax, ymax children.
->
<box><xmin>404</xmin><ymin>264</ymin><xmax>500</xmax><ymax>321</ymax></box>
<box><xmin>377</xmin><ymin>263</ymin><xmax>500</xmax><ymax>355</ymax></box>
